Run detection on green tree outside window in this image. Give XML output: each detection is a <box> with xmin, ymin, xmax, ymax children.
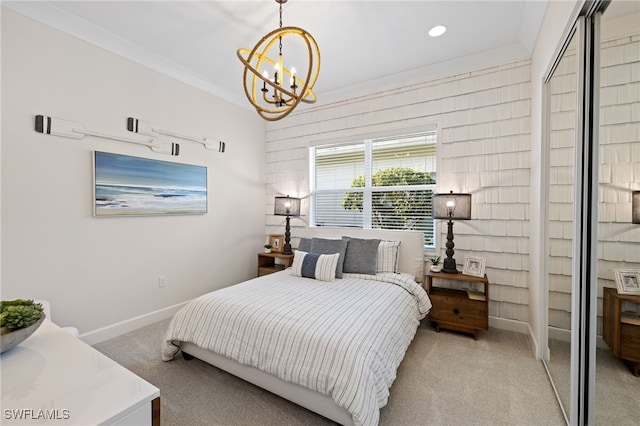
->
<box><xmin>342</xmin><ymin>167</ymin><xmax>436</xmax><ymax>230</ymax></box>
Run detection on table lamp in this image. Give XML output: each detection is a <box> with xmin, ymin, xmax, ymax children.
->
<box><xmin>433</xmin><ymin>191</ymin><xmax>472</xmax><ymax>273</ymax></box>
<box><xmin>274</xmin><ymin>195</ymin><xmax>301</xmax><ymax>254</ymax></box>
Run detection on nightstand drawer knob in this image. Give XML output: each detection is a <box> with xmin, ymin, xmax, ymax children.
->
<box><xmin>453</xmin><ymin>308</ymin><xmax>460</xmax><ymax>315</ymax></box>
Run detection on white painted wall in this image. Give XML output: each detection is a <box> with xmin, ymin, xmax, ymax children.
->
<box><xmin>1</xmin><ymin>8</ymin><xmax>266</xmax><ymax>343</ymax></box>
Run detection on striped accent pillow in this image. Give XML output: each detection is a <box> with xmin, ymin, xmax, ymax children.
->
<box><xmin>377</xmin><ymin>240</ymin><xmax>401</xmax><ymax>273</ymax></box>
<box><xmin>292</xmin><ymin>250</ymin><xmax>340</xmax><ymax>282</ymax></box>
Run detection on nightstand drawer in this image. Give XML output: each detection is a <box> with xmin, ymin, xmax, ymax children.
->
<box><xmin>429</xmin><ymin>293</ymin><xmax>488</xmax><ymax>329</ymax></box>
<box><xmin>621</xmin><ymin>323</ymin><xmax>640</xmax><ymax>361</ymax></box>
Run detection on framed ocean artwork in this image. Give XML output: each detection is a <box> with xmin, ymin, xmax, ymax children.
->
<box><xmin>93</xmin><ymin>151</ymin><xmax>207</xmax><ymax>217</ymax></box>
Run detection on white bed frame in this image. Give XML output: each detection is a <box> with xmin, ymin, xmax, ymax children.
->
<box><xmin>181</xmin><ymin>228</ymin><xmax>425</xmax><ymax>425</ymax></box>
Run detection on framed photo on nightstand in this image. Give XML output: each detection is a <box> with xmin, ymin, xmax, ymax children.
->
<box><xmin>614</xmin><ymin>269</ymin><xmax>640</xmax><ymax>295</ymax></box>
<box><xmin>463</xmin><ymin>256</ymin><xmax>486</xmax><ymax>278</ymax></box>
<box><xmin>268</xmin><ymin>234</ymin><xmax>285</xmax><ymax>253</ymax></box>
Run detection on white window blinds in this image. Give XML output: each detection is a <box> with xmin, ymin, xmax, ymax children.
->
<box><xmin>310</xmin><ymin>131</ymin><xmax>437</xmax><ymax>247</ymax></box>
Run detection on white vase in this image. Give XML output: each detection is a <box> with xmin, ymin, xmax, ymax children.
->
<box><xmin>430</xmin><ymin>265</ymin><xmax>441</xmax><ymax>272</ymax></box>
<box><xmin>264</xmin><ymin>248</ymin><xmax>272</xmax><ymax>253</ymax></box>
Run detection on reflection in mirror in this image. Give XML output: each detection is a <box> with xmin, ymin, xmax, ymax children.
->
<box><xmin>545</xmin><ymin>30</ymin><xmax>577</xmax><ymax>423</ymax></box>
<box><xmin>596</xmin><ymin>1</ymin><xmax>640</xmax><ymax>423</ymax></box>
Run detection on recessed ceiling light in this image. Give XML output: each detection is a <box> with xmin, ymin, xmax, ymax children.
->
<box><xmin>429</xmin><ymin>25</ymin><xmax>447</xmax><ymax>37</ymax></box>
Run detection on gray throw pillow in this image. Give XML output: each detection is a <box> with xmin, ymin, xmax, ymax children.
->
<box><xmin>342</xmin><ymin>237</ymin><xmax>380</xmax><ymax>275</ymax></box>
<box><xmin>310</xmin><ymin>238</ymin><xmax>348</xmax><ymax>278</ymax></box>
<box><xmin>297</xmin><ymin>238</ymin><xmax>312</xmax><ymax>252</ymax></box>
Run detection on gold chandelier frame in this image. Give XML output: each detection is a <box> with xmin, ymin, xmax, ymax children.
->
<box><xmin>237</xmin><ymin>1</ymin><xmax>320</xmax><ymax>121</ymax></box>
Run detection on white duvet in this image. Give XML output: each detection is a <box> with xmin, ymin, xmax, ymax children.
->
<box><xmin>162</xmin><ymin>270</ymin><xmax>431</xmax><ymax>426</ymax></box>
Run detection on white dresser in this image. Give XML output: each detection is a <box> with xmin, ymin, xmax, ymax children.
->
<box><xmin>1</xmin><ymin>320</ymin><xmax>160</xmax><ymax>425</ymax></box>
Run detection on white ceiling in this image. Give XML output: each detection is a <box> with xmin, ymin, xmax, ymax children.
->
<box><xmin>5</xmin><ymin>0</ymin><xmax>549</xmax><ymax>110</ymax></box>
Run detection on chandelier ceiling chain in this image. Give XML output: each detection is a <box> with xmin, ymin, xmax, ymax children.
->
<box><xmin>237</xmin><ymin>0</ymin><xmax>320</xmax><ymax>121</ymax></box>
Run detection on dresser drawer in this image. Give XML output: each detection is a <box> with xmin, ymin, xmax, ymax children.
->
<box><xmin>428</xmin><ymin>293</ymin><xmax>488</xmax><ymax>330</ymax></box>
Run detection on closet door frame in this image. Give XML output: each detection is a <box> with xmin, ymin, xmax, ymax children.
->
<box><xmin>542</xmin><ymin>1</ymin><xmax>607</xmax><ymax>424</ymax></box>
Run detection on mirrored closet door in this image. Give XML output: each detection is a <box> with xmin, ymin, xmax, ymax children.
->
<box><xmin>543</xmin><ymin>1</ymin><xmax>640</xmax><ymax>424</ymax></box>
<box><xmin>545</xmin><ymin>28</ymin><xmax>578</xmax><ymax>424</ymax></box>
<box><xmin>594</xmin><ymin>1</ymin><xmax>640</xmax><ymax>423</ymax></box>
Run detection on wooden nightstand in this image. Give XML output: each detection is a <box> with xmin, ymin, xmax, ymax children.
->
<box><xmin>425</xmin><ymin>271</ymin><xmax>489</xmax><ymax>340</ymax></box>
<box><xmin>603</xmin><ymin>287</ymin><xmax>640</xmax><ymax>376</ymax></box>
<box><xmin>258</xmin><ymin>252</ymin><xmax>294</xmax><ymax>277</ymax></box>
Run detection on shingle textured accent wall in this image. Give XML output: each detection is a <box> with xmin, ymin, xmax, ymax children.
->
<box><xmin>264</xmin><ymin>59</ymin><xmax>532</xmax><ymax>325</ymax></box>
<box><xmin>547</xmin><ymin>40</ymin><xmax>576</xmax><ymax>332</ymax></box>
<box><xmin>547</xmin><ymin>30</ymin><xmax>640</xmax><ymax>333</ymax></box>
<box><xmin>597</xmin><ymin>32</ymin><xmax>640</xmax><ymax>330</ymax></box>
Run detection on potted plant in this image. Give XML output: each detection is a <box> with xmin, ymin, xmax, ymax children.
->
<box><xmin>263</xmin><ymin>244</ymin><xmax>273</xmax><ymax>253</ymax></box>
<box><xmin>429</xmin><ymin>256</ymin><xmax>441</xmax><ymax>272</ymax></box>
<box><xmin>1</xmin><ymin>299</ymin><xmax>45</xmax><ymax>353</ymax></box>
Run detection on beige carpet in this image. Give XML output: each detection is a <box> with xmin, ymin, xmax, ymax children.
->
<box><xmin>546</xmin><ymin>338</ymin><xmax>640</xmax><ymax>425</ymax></box>
<box><xmin>94</xmin><ymin>320</ymin><xmax>565</xmax><ymax>426</ymax></box>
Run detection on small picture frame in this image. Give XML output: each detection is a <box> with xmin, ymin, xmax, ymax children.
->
<box><xmin>463</xmin><ymin>256</ymin><xmax>486</xmax><ymax>278</ymax></box>
<box><xmin>614</xmin><ymin>269</ymin><xmax>640</xmax><ymax>295</ymax></box>
<box><xmin>268</xmin><ymin>234</ymin><xmax>285</xmax><ymax>253</ymax></box>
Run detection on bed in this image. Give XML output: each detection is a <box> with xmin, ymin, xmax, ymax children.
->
<box><xmin>162</xmin><ymin>228</ymin><xmax>431</xmax><ymax>426</ymax></box>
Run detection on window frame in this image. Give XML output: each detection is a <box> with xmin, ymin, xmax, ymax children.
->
<box><xmin>309</xmin><ymin>130</ymin><xmax>437</xmax><ymax>249</ymax></box>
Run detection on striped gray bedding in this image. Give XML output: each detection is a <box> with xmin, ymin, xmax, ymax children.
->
<box><xmin>162</xmin><ymin>270</ymin><xmax>431</xmax><ymax>426</ymax></box>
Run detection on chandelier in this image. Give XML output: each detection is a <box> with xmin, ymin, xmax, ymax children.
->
<box><xmin>237</xmin><ymin>0</ymin><xmax>320</xmax><ymax>121</ymax></box>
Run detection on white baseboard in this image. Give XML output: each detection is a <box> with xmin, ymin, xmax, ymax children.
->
<box><xmin>527</xmin><ymin>322</ymin><xmax>542</xmax><ymax>360</ymax></box>
<box><xmin>487</xmin><ymin>316</ymin><xmax>540</xmax><ymax>359</ymax></box>
<box><xmin>546</xmin><ymin>326</ymin><xmax>609</xmax><ymax>350</ymax></box>
<box><xmin>489</xmin><ymin>315</ymin><xmax>530</xmax><ymax>334</ymax></box>
<box><xmin>548</xmin><ymin>326</ymin><xmax>571</xmax><ymax>343</ymax></box>
<box><xmin>80</xmin><ymin>301</ymin><xmax>188</xmax><ymax>345</ymax></box>
<box><xmin>490</xmin><ymin>320</ymin><xmax>609</xmax><ymax>360</ymax></box>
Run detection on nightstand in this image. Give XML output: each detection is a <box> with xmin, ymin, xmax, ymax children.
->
<box><xmin>258</xmin><ymin>252</ymin><xmax>294</xmax><ymax>277</ymax></box>
<box><xmin>603</xmin><ymin>287</ymin><xmax>640</xmax><ymax>376</ymax></box>
<box><xmin>425</xmin><ymin>271</ymin><xmax>489</xmax><ymax>340</ymax></box>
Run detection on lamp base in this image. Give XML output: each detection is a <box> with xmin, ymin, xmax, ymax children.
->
<box><xmin>441</xmin><ymin>257</ymin><xmax>459</xmax><ymax>274</ymax></box>
<box><xmin>282</xmin><ymin>216</ymin><xmax>292</xmax><ymax>255</ymax></box>
<box><xmin>441</xmin><ymin>219</ymin><xmax>459</xmax><ymax>273</ymax></box>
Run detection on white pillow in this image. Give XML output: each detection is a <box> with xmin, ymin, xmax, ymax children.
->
<box><xmin>291</xmin><ymin>250</ymin><xmax>340</xmax><ymax>282</ymax></box>
<box><xmin>377</xmin><ymin>240</ymin><xmax>401</xmax><ymax>273</ymax></box>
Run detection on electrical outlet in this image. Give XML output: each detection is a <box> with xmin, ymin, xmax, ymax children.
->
<box><xmin>158</xmin><ymin>276</ymin><xmax>166</xmax><ymax>288</ymax></box>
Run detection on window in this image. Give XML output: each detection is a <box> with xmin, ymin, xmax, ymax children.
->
<box><xmin>310</xmin><ymin>131</ymin><xmax>437</xmax><ymax>248</ymax></box>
